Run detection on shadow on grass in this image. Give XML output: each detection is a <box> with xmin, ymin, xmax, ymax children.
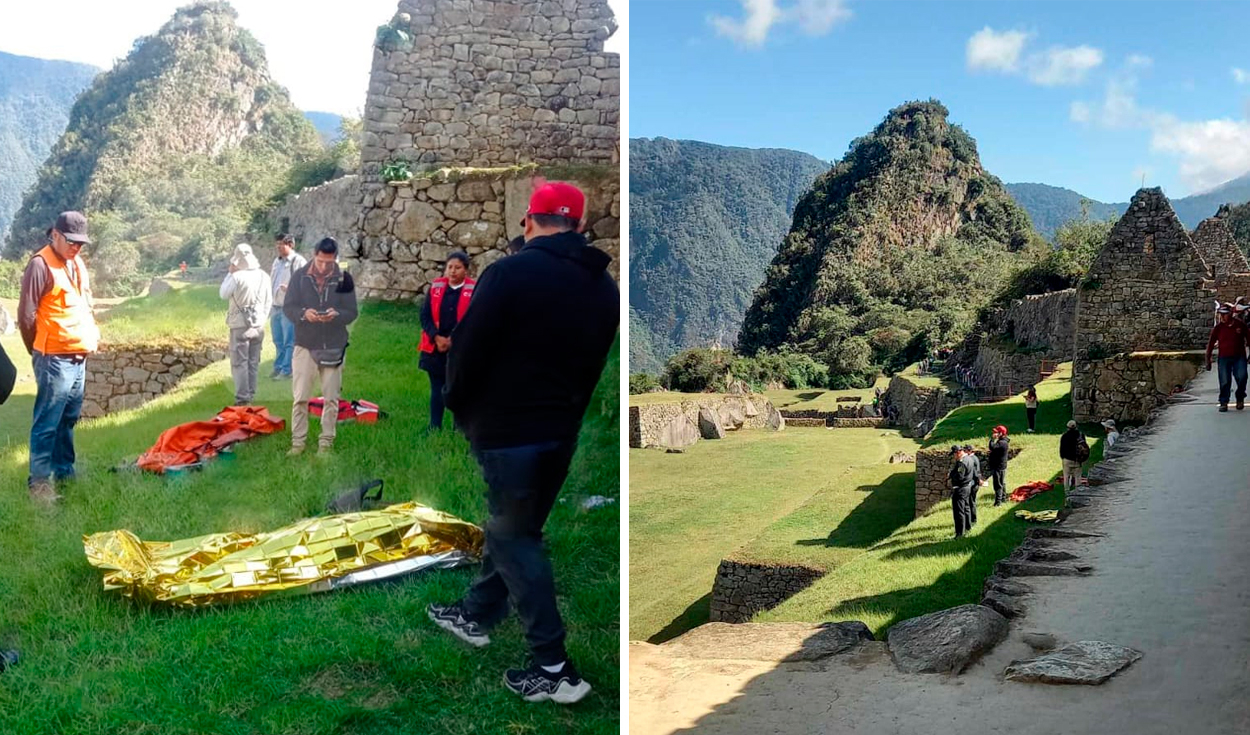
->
<box><xmin>647</xmin><ymin>592</ymin><xmax>712</xmax><ymax>644</ymax></box>
<box><xmin>795</xmin><ymin>391</ymin><xmax>823</xmax><ymax>402</ymax></box>
<box><xmin>794</xmin><ymin>472</ymin><xmax>914</xmax><ymax>550</ymax></box>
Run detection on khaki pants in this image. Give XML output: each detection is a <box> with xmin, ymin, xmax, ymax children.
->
<box><xmin>291</xmin><ymin>346</ymin><xmax>343</xmax><ymax>448</ymax></box>
<box><xmin>1062</xmin><ymin>459</ymin><xmax>1082</xmax><ymax>491</ymax></box>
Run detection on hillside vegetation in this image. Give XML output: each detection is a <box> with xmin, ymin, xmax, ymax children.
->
<box><xmin>0</xmin><ymin>51</ymin><xmax>99</xmax><ymax>242</ymax></box>
<box><xmin>738</xmin><ymin>100</ymin><xmax>1043</xmax><ymax>386</ymax></box>
<box><xmin>2</xmin><ymin>2</ymin><xmax>328</xmax><ymax>296</ymax></box>
<box><xmin>629</xmin><ymin>137</ymin><xmax>828</xmax><ymax>374</ymax></box>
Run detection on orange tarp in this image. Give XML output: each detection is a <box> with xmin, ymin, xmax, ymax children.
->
<box><xmin>136</xmin><ymin>406</ymin><xmax>285</xmax><ymax>473</ymax></box>
<box><xmin>1009</xmin><ymin>480</ymin><xmax>1054</xmax><ymax>503</ymax></box>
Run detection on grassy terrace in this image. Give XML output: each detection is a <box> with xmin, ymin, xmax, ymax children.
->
<box><xmin>0</xmin><ymin>287</ymin><xmax>620</xmax><ymax>734</ymax></box>
<box><xmin>629</xmin><ymin>363</ymin><xmax>1101</xmax><ymax>643</ymax></box>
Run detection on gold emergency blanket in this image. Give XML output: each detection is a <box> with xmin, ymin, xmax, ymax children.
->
<box><xmin>84</xmin><ymin>502</ymin><xmax>484</xmax><ymax>607</ymax></box>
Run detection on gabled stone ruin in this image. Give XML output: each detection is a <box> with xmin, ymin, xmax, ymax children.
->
<box><xmin>346</xmin><ymin>0</ymin><xmax>621</xmax><ymax>299</ymax></box>
<box><xmin>1191</xmin><ymin>205</ymin><xmax>1249</xmax><ymax>286</ymax></box>
<box><xmin>1072</xmin><ymin>188</ymin><xmax>1214</xmax><ymax>421</ymax></box>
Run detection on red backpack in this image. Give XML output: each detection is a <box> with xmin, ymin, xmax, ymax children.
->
<box><xmin>308</xmin><ymin>398</ymin><xmax>386</xmax><ymax>424</ymax></box>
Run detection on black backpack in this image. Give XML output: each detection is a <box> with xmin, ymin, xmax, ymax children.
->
<box><xmin>1074</xmin><ymin>434</ymin><xmax>1091</xmax><ymax>463</ymax></box>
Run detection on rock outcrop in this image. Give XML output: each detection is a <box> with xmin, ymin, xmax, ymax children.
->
<box><xmin>1004</xmin><ymin>640</ymin><xmax>1143</xmax><ymax>685</ymax></box>
<box><xmin>886</xmin><ymin>604</ymin><xmax>1009</xmax><ymax>674</ymax></box>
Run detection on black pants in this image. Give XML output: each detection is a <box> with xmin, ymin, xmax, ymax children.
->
<box><xmin>952</xmin><ymin>486</ymin><xmax>973</xmax><ymax>537</ymax></box>
<box><xmin>991</xmin><ymin>467</ymin><xmax>1007</xmax><ymax>505</ymax></box>
<box><xmin>462</xmin><ymin>438</ymin><xmax>577</xmax><ymax>666</ymax></box>
<box><xmin>428</xmin><ymin>373</ymin><xmax>446</xmax><ymax>429</ymax></box>
<box><xmin>969</xmin><ymin>480</ymin><xmax>979</xmax><ymax>525</ymax></box>
<box><xmin>1026</xmin><ymin>407</ymin><xmax>1036</xmax><ymax>431</ymax></box>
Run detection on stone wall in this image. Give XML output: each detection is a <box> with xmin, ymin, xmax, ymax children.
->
<box><xmin>709</xmin><ymin>559</ymin><xmax>825</xmax><ymax>623</ymax></box>
<box><xmin>270</xmin><ymin>175</ymin><xmax>362</xmax><ymax>250</ymax></box>
<box><xmin>992</xmin><ymin>289</ymin><xmax>1076</xmax><ymax>356</ymax></box>
<box><xmin>83</xmin><ymin>343</ymin><xmax>226</xmax><ymax>418</ymax></box>
<box><xmin>914</xmin><ymin>446</ymin><xmax>1023</xmax><ymax>517</ymax></box>
<box><xmin>347</xmin><ymin>167</ymin><xmax>619</xmax><ymax>299</ymax></box>
<box><xmin>629</xmin><ymin>394</ymin><xmax>775</xmax><ymax>448</ymax></box>
<box><xmin>882</xmin><ymin>374</ymin><xmax>960</xmax><ymax>435</ymax></box>
<box><xmin>1212</xmin><ymin>273</ymin><xmax>1250</xmax><ymax>305</ymax></box>
<box><xmin>361</xmin><ymin>0</ymin><xmax>618</xmax><ymax>173</ymax></box>
<box><xmin>1073</xmin><ymin>350</ymin><xmax>1204</xmax><ymax>423</ymax></box>
<box><xmin>1073</xmin><ymin>189</ymin><xmax>1213</xmax><ymax>416</ymax></box>
<box><xmin>831</xmin><ymin>417</ymin><xmax>887</xmax><ymax>428</ymax></box>
<box><xmin>970</xmin><ymin>343</ymin><xmax>1045</xmax><ymax>396</ymax></box>
<box><xmin>1190</xmin><ymin>206</ymin><xmax>1248</xmax><ymax>285</ymax></box>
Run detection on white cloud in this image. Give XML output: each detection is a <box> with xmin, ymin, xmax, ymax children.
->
<box><xmin>710</xmin><ymin>0</ymin><xmax>850</xmax><ymax>47</ymax></box>
<box><xmin>710</xmin><ymin>0</ymin><xmax>783</xmax><ymax>47</ymax></box>
<box><xmin>1233</xmin><ymin>67</ymin><xmax>1250</xmax><ymax>84</ymax></box>
<box><xmin>1073</xmin><ymin>61</ymin><xmax>1250</xmax><ymax>192</ymax></box>
<box><xmin>1127</xmin><ymin>54</ymin><xmax>1153</xmax><ymax>69</ymax></box>
<box><xmin>792</xmin><ymin>0</ymin><xmax>853</xmax><ymax>36</ymax></box>
<box><xmin>1027</xmin><ymin>45</ymin><xmax>1104</xmax><ymax>86</ymax></box>
<box><xmin>966</xmin><ymin>27</ymin><xmax>1029</xmax><ymax>72</ymax></box>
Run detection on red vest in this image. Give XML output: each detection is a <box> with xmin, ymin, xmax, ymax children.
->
<box><xmin>419</xmin><ymin>277</ymin><xmax>475</xmax><ymax>353</ymax></box>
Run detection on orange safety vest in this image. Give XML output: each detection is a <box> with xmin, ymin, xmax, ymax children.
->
<box><xmin>419</xmin><ymin>277</ymin><xmax>475</xmax><ymax>353</ymax></box>
<box><xmin>32</xmin><ymin>245</ymin><xmax>99</xmax><ymax>355</ymax></box>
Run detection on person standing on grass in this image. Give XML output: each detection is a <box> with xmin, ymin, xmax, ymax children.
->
<box><xmin>269</xmin><ymin>233</ymin><xmax>307</xmax><ymax>380</ymax></box>
<box><xmin>1024</xmin><ymin>385</ymin><xmax>1038</xmax><ymax>433</ymax></box>
<box><xmin>963</xmin><ymin>443</ymin><xmax>984</xmax><ymax>526</ymax></box>
<box><xmin>418</xmin><ymin>251</ymin><xmax>474</xmax><ymax>431</ymax></box>
<box><xmin>219</xmin><ymin>243</ymin><xmax>272</xmax><ymax>406</ymax></box>
<box><xmin>987</xmin><ymin>425</ymin><xmax>1010</xmax><ymax>506</ymax></box>
<box><xmin>284</xmin><ymin>237</ymin><xmax>357</xmax><ymax>456</ymax></box>
<box><xmin>428</xmin><ymin>182</ymin><xmax>618</xmax><ymax>705</ymax></box>
<box><xmin>1059</xmin><ymin>420</ymin><xmax>1088</xmax><ymax>493</ymax></box>
<box><xmin>1205</xmin><ymin>303</ymin><xmax>1249</xmax><ymax>412</ymax></box>
<box><xmin>948</xmin><ymin>445</ymin><xmax>976</xmax><ymax>538</ymax></box>
<box><xmin>17</xmin><ymin>211</ymin><xmax>99</xmax><ymax>505</ymax></box>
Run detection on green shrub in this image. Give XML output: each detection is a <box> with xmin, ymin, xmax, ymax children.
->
<box><xmin>662</xmin><ymin>348</ymin><xmax>734</xmax><ymax>393</ymax></box>
<box><xmin>629</xmin><ymin>373</ymin><xmax>662</xmax><ymax>394</ymax></box>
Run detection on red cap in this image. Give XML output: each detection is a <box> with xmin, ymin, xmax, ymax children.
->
<box><xmin>522</xmin><ymin>182</ymin><xmax>585</xmax><ymax>225</ymax></box>
<box><xmin>994</xmin><ymin>425</ymin><xmax>1008</xmax><ymax>436</ymax></box>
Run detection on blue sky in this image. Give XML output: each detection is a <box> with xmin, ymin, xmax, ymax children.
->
<box><xmin>628</xmin><ymin>0</ymin><xmax>1250</xmax><ymax>202</ymax></box>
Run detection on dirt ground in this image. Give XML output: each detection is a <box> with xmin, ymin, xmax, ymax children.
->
<box><xmin>630</xmin><ymin>370</ymin><xmax>1250</xmax><ymax>735</ymax></box>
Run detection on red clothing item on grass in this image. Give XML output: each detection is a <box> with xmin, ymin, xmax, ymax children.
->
<box><xmin>1010</xmin><ymin>480</ymin><xmax>1054</xmax><ymax>502</ymax></box>
<box><xmin>136</xmin><ymin>406</ymin><xmax>285</xmax><ymax>473</ymax></box>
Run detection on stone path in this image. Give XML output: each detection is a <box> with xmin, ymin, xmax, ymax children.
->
<box><xmin>630</xmin><ymin>370</ymin><xmax>1250</xmax><ymax>735</ymax></box>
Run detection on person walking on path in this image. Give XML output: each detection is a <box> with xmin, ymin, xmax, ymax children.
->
<box><xmin>987</xmin><ymin>425</ymin><xmax>1010</xmax><ymax>506</ymax></box>
<box><xmin>1205</xmin><ymin>303</ymin><xmax>1249</xmax><ymax>412</ymax></box>
<box><xmin>1059</xmin><ymin>420</ymin><xmax>1088</xmax><ymax>493</ymax></box>
<box><xmin>418</xmin><ymin>252</ymin><xmax>474</xmax><ymax>431</ymax></box>
<box><xmin>427</xmin><ymin>182</ymin><xmax>618</xmax><ymax>704</ymax></box>
<box><xmin>219</xmin><ymin>243</ymin><xmax>272</xmax><ymax>406</ymax></box>
<box><xmin>17</xmin><ymin>211</ymin><xmax>99</xmax><ymax>504</ymax></box>
<box><xmin>269</xmin><ymin>233</ymin><xmax>307</xmax><ymax>380</ymax></box>
<box><xmin>283</xmin><ymin>238</ymin><xmax>357</xmax><ymax>455</ymax></box>
<box><xmin>1024</xmin><ymin>385</ymin><xmax>1038</xmax><ymax>433</ymax></box>
<box><xmin>948</xmin><ymin>445</ymin><xmax>976</xmax><ymax>538</ymax></box>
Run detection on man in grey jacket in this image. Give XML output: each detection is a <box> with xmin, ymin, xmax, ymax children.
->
<box><xmin>219</xmin><ymin>243</ymin><xmax>272</xmax><ymax>405</ymax></box>
<box><xmin>269</xmin><ymin>233</ymin><xmax>307</xmax><ymax>379</ymax></box>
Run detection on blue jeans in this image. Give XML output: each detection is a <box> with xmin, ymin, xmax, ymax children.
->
<box><xmin>1217</xmin><ymin>355</ymin><xmax>1248</xmax><ymax>405</ymax></box>
<box><xmin>462</xmin><ymin>438</ymin><xmax>578</xmax><ymax>666</ymax></box>
<box><xmin>270</xmin><ymin>310</ymin><xmax>295</xmax><ymax>375</ymax></box>
<box><xmin>29</xmin><ymin>352</ymin><xmax>86</xmax><ymax>484</ymax></box>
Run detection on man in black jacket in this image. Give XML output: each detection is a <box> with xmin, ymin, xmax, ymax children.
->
<box><xmin>987</xmin><ymin>425</ymin><xmax>1010</xmax><ymax>506</ymax></box>
<box><xmin>1059</xmin><ymin>420</ymin><xmax>1086</xmax><ymax>493</ymax></box>
<box><xmin>282</xmin><ymin>238</ymin><xmax>358</xmax><ymax>455</ymax></box>
<box><xmin>428</xmin><ymin>182</ymin><xmax>618</xmax><ymax>705</ymax></box>
<box><xmin>948</xmin><ymin>445</ymin><xmax>976</xmax><ymax>537</ymax></box>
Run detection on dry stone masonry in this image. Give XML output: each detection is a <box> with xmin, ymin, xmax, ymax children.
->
<box><xmin>1073</xmin><ymin>189</ymin><xmax>1213</xmax><ymax>422</ymax></box>
<box><xmin>913</xmin><ymin>445</ymin><xmax>1022</xmax><ymax>517</ymax></box>
<box><xmin>882</xmin><ymin>374</ymin><xmax>959</xmax><ymax>435</ymax></box>
<box><xmin>270</xmin><ymin>175</ymin><xmax>362</xmax><ymax>250</ymax></box>
<box><xmin>709</xmin><ymin>559</ymin><xmax>825</xmax><ymax>624</ymax></box>
<box><xmin>83</xmin><ymin>343</ymin><xmax>226</xmax><ymax>418</ymax></box>
<box><xmin>629</xmin><ymin>394</ymin><xmax>778</xmax><ymax>449</ymax></box>
<box><xmin>1190</xmin><ymin>206</ymin><xmax>1248</xmax><ymax>286</ymax></box>
<box><xmin>970</xmin><ymin>289</ymin><xmax>1076</xmax><ymax>393</ymax></box>
<box><xmin>1076</xmin><ymin>351</ymin><xmax>1203</xmax><ymax>424</ymax></box>
<box><xmin>348</xmin><ymin>0</ymin><xmax>620</xmax><ymax>299</ymax></box>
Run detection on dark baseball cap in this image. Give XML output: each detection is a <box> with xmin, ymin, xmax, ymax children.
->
<box><xmin>50</xmin><ymin>211</ymin><xmax>91</xmax><ymax>245</ymax></box>
<box><xmin>950</xmin><ymin>445</ymin><xmax>961</xmax><ymax>455</ymax></box>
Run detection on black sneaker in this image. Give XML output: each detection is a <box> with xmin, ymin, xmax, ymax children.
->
<box><xmin>503</xmin><ymin>661</ymin><xmax>592</xmax><ymax>704</ymax></box>
<box><xmin>427</xmin><ymin>602</ymin><xmax>490</xmax><ymax>647</ymax></box>
<box><xmin>1220</xmin><ymin>404</ymin><xmax>1230</xmax><ymax>412</ymax></box>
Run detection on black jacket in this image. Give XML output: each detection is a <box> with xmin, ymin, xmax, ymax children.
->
<box><xmin>949</xmin><ymin>454</ymin><xmax>977</xmax><ymax>490</ymax></box>
<box><xmin>283</xmin><ymin>263</ymin><xmax>359</xmax><ymax>352</ymax></box>
<box><xmin>418</xmin><ymin>285</ymin><xmax>465</xmax><ymax>377</ymax></box>
<box><xmin>444</xmin><ymin>231</ymin><xmax>619</xmax><ymax>448</ymax></box>
<box><xmin>987</xmin><ymin>437</ymin><xmax>1009</xmax><ymax>470</ymax></box>
<box><xmin>1059</xmin><ymin>428</ymin><xmax>1085</xmax><ymax>461</ymax></box>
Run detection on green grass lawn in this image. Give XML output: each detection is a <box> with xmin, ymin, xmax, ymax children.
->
<box><xmin>764</xmin><ymin>377</ymin><xmax>891</xmax><ymax>412</ymax></box>
<box><xmin>97</xmin><ymin>285</ymin><xmax>232</xmax><ymax>347</ymax></box>
<box><xmin>628</xmin><ymin>427</ymin><xmax>916</xmax><ymax>643</ymax></box>
<box><xmin>0</xmin><ymin>288</ymin><xmax>619</xmax><ymax>734</ymax></box>
<box><xmin>759</xmin><ymin>363</ymin><xmax>1105</xmax><ymax>636</ymax></box>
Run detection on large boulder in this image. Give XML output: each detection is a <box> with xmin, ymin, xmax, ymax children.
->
<box><xmin>148</xmin><ymin>278</ymin><xmax>174</xmax><ymax>297</ymax></box>
<box><xmin>886</xmin><ymin>604</ymin><xmax>1009</xmax><ymax>674</ymax></box>
<box><xmin>697</xmin><ymin>407</ymin><xmax>726</xmax><ymax>440</ymax></box>
<box><xmin>656</xmin><ymin>415</ymin><xmax>700</xmax><ymax>450</ymax></box>
<box><xmin>743</xmin><ymin>399</ymin><xmax>760</xmax><ymax>418</ymax></box>
<box><xmin>721</xmin><ymin>404</ymin><xmax>746</xmax><ymax>430</ymax></box>
<box><xmin>1004</xmin><ymin>641</ymin><xmax>1142</xmax><ymax>685</ymax></box>
<box><xmin>765</xmin><ymin>404</ymin><xmax>786</xmax><ymax>431</ymax></box>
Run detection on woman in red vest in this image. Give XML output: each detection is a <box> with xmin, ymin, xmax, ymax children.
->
<box><xmin>419</xmin><ymin>252</ymin><xmax>475</xmax><ymax>430</ymax></box>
